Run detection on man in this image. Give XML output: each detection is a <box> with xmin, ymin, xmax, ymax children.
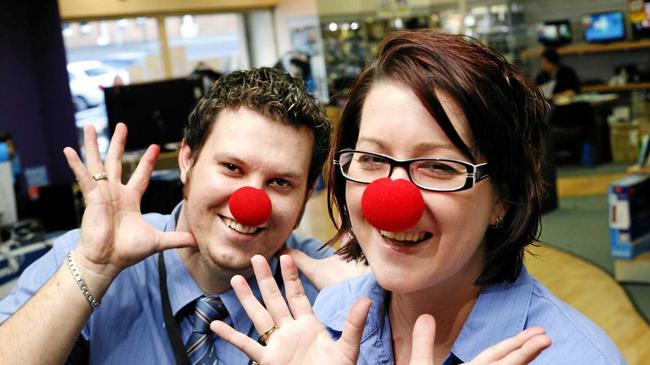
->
<box><xmin>535</xmin><ymin>48</ymin><xmax>581</xmax><ymax>99</ymax></box>
<box><xmin>0</xmin><ymin>68</ymin><xmax>332</xmax><ymax>364</ymax></box>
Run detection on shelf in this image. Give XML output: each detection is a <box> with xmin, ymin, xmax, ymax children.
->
<box><xmin>582</xmin><ymin>83</ymin><xmax>650</xmax><ymax>92</ymax></box>
<box><xmin>626</xmin><ymin>165</ymin><xmax>650</xmax><ymax>174</ymax></box>
<box><xmin>520</xmin><ymin>39</ymin><xmax>650</xmax><ymax>58</ymax></box>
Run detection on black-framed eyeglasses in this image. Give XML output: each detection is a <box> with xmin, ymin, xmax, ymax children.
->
<box><xmin>333</xmin><ymin>149</ymin><xmax>489</xmax><ymax>192</ymax></box>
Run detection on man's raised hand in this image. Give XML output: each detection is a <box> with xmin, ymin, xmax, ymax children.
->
<box><xmin>63</xmin><ymin>123</ymin><xmax>195</xmax><ymax>285</ymax></box>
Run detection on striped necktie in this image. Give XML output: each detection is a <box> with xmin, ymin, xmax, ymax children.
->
<box><xmin>185</xmin><ymin>296</ymin><xmax>229</xmax><ymax>365</ymax></box>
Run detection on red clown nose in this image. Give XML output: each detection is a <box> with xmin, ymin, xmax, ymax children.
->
<box><xmin>228</xmin><ymin>186</ymin><xmax>272</xmax><ymax>227</ymax></box>
<box><xmin>361</xmin><ymin>178</ymin><xmax>424</xmax><ymax>232</ymax></box>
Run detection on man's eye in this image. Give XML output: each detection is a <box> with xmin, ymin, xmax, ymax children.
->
<box><xmin>269</xmin><ymin>178</ymin><xmax>291</xmax><ymax>188</ymax></box>
<box><xmin>222</xmin><ymin>163</ymin><xmax>240</xmax><ymax>172</ymax></box>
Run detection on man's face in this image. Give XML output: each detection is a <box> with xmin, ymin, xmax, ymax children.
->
<box><xmin>177</xmin><ymin>107</ymin><xmax>314</xmax><ymax>273</ymax></box>
<box><xmin>540</xmin><ymin>57</ymin><xmax>554</xmax><ymax>74</ymax></box>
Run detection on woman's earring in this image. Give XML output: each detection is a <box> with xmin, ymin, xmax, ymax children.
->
<box><xmin>489</xmin><ymin>216</ymin><xmax>504</xmax><ymax>229</ymax></box>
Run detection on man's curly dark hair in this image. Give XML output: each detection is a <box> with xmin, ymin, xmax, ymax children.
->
<box><xmin>185</xmin><ymin>67</ymin><xmax>331</xmax><ymax>187</ymax></box>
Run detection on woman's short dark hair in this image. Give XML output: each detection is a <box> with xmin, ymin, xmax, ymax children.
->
<box><xmin>185</xmin><ymin>67</ymin><xmax>331</xmax><ymax>187</ymax></box>
<box><xmin>327</xmin><ymin>30</ymin><xmax>549</xmax><ymax>284</ymax></box>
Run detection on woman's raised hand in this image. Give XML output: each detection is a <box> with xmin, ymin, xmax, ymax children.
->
<box><xmin>63</xmin><ymin>123</ymin><xmax>195</xmax><ymax>283</ymax></box>
<box><xmin>211</xmin><ymin>254</ymin><xmax>370</xmax><ymax>364</ymax></box>
<box><xmin>211</xmin><ymin>254</ymin><xmax>551</xmax><ymax>365</ymax></box>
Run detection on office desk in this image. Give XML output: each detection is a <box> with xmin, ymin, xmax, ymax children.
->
<box><xmin>549</xmin><ymin>95</ymin><xmax>618</xmax><ymax>165</ymax></box>
<box><xmin>553</xmin><ymin>93</ymin><xmax>618</xmax><ymax>106</ymax></box>
<box><xmin>121</xmin><ymin>149</ymin><xmax>179</xmax><ymax>183</ymax></box>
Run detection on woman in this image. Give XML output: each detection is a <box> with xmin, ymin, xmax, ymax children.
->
<box><xmin>212</xmin><ymin>30</ymin><xmax>624</xmax><ymax>364</ymax></box>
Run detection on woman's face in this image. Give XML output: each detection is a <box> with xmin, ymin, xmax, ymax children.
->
<box><xmin>345</xmin><ymin>81</ymin><xmax>506</xmax><ymax>294</ymax></box>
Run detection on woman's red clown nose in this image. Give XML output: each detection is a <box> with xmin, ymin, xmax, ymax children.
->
<box><xmin>228</xmin><ymin>186</ymin><xmax>272</xmax><ymax>226</ymax></box>
<box><xmin>361</xmin><ymin>178</ymin><xmax>424</xmax><ymax>232</ymax></box>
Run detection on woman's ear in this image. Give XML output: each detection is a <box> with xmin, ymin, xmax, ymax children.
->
<box><xmin>178</xmin><ymin>139</ymin><xmax>193</xmax><ymax>184</ymax></box>
<box><xmin>490</xmin><ymin>197</ymin><xmax>510</xmax><ymax>226</ymax></box>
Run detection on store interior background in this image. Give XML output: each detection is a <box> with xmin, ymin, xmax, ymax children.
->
<box><xmin>1</xmin><ymin>0</ymin><xmax>650</xmax><ymax>362</ymax></box>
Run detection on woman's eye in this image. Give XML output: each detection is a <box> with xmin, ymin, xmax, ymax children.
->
<box><xmin>358</xmin><ymin>154</ymin><xmax>384</xmax><ymax>164</ymax></box>
<box><xmin>418</xmin><ymin>162</ymin><xmax>457</xmax><ymax>176</ymax></box>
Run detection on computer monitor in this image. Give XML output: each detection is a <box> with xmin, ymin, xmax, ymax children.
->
<box><xmin>537</xmin><ymin>20</ymin><xmax>573</xmax><ymax>46</ymax></box>
<box><xmin>105</xmin><ymin>77</ymin><xmax>204</xmax><ymax>152</ymax></box>
<box><xmin>582</xmin><ymin>11</ymin><xmax>626</xmax><ymax>43</ymax></box>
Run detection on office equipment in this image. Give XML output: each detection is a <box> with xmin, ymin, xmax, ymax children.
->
<box><xmin>582</xmin><ymin>11</ymin><xmax>626</xmax><ymax>43</ymax></box>
<box><xmin>0</xmin><ymin>161</ymin><xmax>16</xmax><ymax>226</ymax></box>
<box><xmin>105</xmin><ymin>77</ymin><xmax>204</xmax><ymax>152</ymax></box>
<box><xmin>630</xmin><ymin>0</ymin><xmax>650</xmax><ymax>40</ymax></box>
<box><xmin>609</xmin><ymin>175</ymin><xmax>650</xmax><ymax>259</ymax></box>
<box><xmin>537</xmin><ymin>20</ymin><xmax>572</xmax><ymax>46</ymax></box>
<box><xmin>0</xmin><ymin>240</ymin><xmax>53</xmax><ymax>298</ymax></box>
<box><xmin>637</xmin><ymin>134</ymin><xmax>650</xmax><ymax>167</ymax></box>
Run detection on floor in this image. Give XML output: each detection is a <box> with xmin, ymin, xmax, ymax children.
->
<box><xmin>549</xmin><ymin>164</ymin><xmax>650</xmax><ymax>323</ymax></box>
<box><xmin>295</xmin><ymin>165</ymin><xmax>650</xmax><ymax>364</ymax></box>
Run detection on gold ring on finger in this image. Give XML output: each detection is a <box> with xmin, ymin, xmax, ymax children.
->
<box><xmin>92</xmin><ymin>172</ymin><xmax>109</xmax><ymax>182</ymax></box>
<box><xmin>257</xmin><ymin>324</ymin><xmax>278</xmax><ymax>345</ymax></box>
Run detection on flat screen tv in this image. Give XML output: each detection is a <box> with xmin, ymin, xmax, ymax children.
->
<box><xmin>582</xmin><ymin>11</ymin><xmax>626</xmax><ymax>43</ymax></box>
<box><xmin>537</xmin><ymin>20</ymin><xmax>573</xmax><ymax>46</ymax></box>
<box><xmin>105</xmin><ymin>77</ymin><xmax>204</xmax><ymax>152</ymax></box>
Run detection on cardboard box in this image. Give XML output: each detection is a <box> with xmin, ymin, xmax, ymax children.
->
<box><xmin>609</xmin><ymin>122</ymin><xmax>640</xmax><ymax>162</ymax></box>
<box><xmin>615</xmin><ymin>250</ymin><xmax>650</xmax><ymax>283</ymax></box>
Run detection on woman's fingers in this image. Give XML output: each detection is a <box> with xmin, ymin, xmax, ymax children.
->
<box><xmin>251</xmin><ymin>255</ymin><xmax>293</xmax><ymax>326</ymax></box>
<box><xmin>230</xmin><ymin>274</ymin><xmax>276</xmax><ymax>337</ymax></box>
<box><xmin>126</xmin><ymin>144</ymin><xmax>159</xmax><ymax>196</ymax></box>
<box><xmin>409</xmin><ymin>314</ymin><xmax>436</xmax><ymax>365</ymax></box>
<box><xmin>210</xmin><ymin>320</ymin><xmax>264</xmax><ymax>361</ymax></box>
<box><xmin>279</xmin><ymin>255</ymin><xmax>313</xmax><ymax>317</ymax></box>
<box><xmin>496</xmin><ymin>334</ymin><xmax>551</xmax><ymax>365</ymax></box>
<box><xmin>469</xmin><ymin>327</ymin><xmax>546</xmax><ymax>364</ymax></box>
<box><xmin>104</xmin><ymin>122</ymin><xmax>127</xmax><ymax>181</ymax></box>
<box><xmin>336</xmin><ymin>297</ymin><xmax>372</xmax><ymax>362</ymax></box>
<box><xmin>282</xmin><ymin>248</ymin><xmax>369</xmax><ymax>291</ymax></box>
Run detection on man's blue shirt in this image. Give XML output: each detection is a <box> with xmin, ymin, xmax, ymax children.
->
<box><xmin>313</xmin><ymin>268</ymin><xmax>626</xmax><ymax>365</ymax></box>
<box><xmin>0</xmin><ymin>202</ymin><xmax>331</xmax><ymax>364</ymax></box>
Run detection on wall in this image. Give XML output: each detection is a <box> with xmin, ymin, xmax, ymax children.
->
<box><xmin>275</xmin><ymin>0</ymin><xmax>319</xmax><ymax>55</ymax></box>
<box><xmin>316</xmin><ymin>0</ymin><xmax>458</xmax><ymax>17</ymax></box>
<box><xmin>520</xmin><ymin>0</ymin><xmax>649</xmax><ymax>82</ymax></box>
<box><xmin>59</xmin><ymin>0</ymin><xmax>277</xmax><ymax>20</ymax></box>
<box><xmin>246</xmin><ymin>10</ymin><xmax>279</xmax><ymax>67</ymax></box>
<box><xmin>0</xmin><ymin>0</ymin><xmax>77</xmax><ymax>187</ymax></box>
<box><xmin>522</xmin><ymin>0</ymin><xmax>628</xmax><ymax>43</ymax></box>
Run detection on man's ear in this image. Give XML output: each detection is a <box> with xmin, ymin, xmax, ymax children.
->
<box><xmin>178</xmin><ymin>139</ymin><xmax>193</xmax><ymax>184</ymax></box>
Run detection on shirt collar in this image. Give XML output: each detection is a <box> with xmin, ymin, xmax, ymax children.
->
<box><xmin>162</xmin><ymin>202</ymin><xmax>201</xmax><ymax>318</ymax></box>
<box><xmin>315</xmin><ymin>269</ymin><xmax>534</xmax><ymax>364</ymax></box>
<box><xmin>163</xmin><ymin>202</ymin><xmax>283</xmax><ymax>336</ymax></box>
<box><xmin>450</xmin><ymin>267</ymin><xmax>533</xmax><ymax>362</ymax></box>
